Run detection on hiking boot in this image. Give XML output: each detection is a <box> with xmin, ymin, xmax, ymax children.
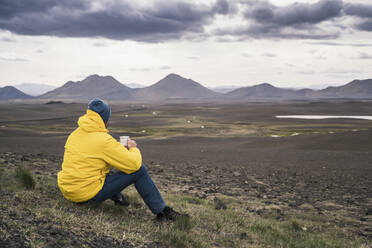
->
<box><xmin>156</xmin><ymin>206</ymin><xmax>189</xmax><ymax>221</ymax></box>
<box><xmin>110</xmin><ymin>193</ymin><xmax>130</xmax><ymax>206</ymax></box>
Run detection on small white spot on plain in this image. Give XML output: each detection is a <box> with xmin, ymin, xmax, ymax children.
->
<box><xmin>271</xmin><ymin>135</ymin><xmax>280</xmax><ymax>138</ymax></box>
<box><xmin>152</xmin><ymin>111</ymin><xmax>157</xmax><ymax>115</ymax></box>
<box><xmin>302</xmin><ymin>226</ymin><xmax>307</xmax><ymax>231</ymax></box>
<box><xmin>352</xmin><ymin>129</ymin><xmax>358</xmax><ymax>132</ymax></box>
<box><xmin>200</xmin><ymin>125</ymin><xmax>205</xmax><ymax>128</ymax></box>
<box><xmin>141</xmin><ymin>130</ymin><xmax>146</xmax><ymax>133</ymax></box>
<box><xmin>124</xmin><ymin>114</ymin><xmax>129</xmax><ymax>118</ymax></box>
<box><xmin>291</xmin><ymin>132</ymin><xmax>299</xmax><ymax>136</ymax></box>
<box><xmin>187</xmin><ymin>120</ymin><xmax>191</xmax><ymax>123</ymax></box>
<box><xmin>329</xmin><ymin>131</ymin><xmax>335</xmax><ymax>134</ymax></box>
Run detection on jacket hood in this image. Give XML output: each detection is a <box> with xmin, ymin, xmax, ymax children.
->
<box><xmin>78</xmin><ymin>109</ymin><xmax>108</xmax><ymax>133</ymax></box>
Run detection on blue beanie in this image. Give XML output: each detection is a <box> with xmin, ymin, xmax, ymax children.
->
<box><xmin>88</xmin><ymin>98</ymin><xmax>111</xmax><ymax>124</ymax></box>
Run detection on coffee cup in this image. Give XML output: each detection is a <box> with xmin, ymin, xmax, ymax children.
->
<box><xmin>120</xmin><ymin>136</ymin><xmax>129</xmax><ymax>147</ymax></box>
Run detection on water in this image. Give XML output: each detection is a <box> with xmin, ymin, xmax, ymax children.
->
<box><xmin>275</xmin><ymin>115</ymin><xmax>372</xmax><ymax>120</ymax></box>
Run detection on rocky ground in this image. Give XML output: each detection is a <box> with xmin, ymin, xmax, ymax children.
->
<box><xmin>0</xmin><ymin>101</ymin><xmax>371</xmax><ymax>247</ymax></box>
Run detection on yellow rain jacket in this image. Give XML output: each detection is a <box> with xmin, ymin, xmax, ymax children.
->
<box><xmin>57</xmin><ymin>109</ymin><xmax>142</xmax><ymax>202</ymax></box>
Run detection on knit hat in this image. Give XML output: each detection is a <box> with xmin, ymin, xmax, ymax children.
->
<box><xmin>88</xmin><ymin>98</ymin><xmax>111</xmax><ymax>124</ymax></box>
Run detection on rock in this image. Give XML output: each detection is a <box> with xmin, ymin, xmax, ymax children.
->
<box><xmin>233</xmin><ymin>171</ymin><xmax>241</xmax><ymax>177</ymax></box>
<box><xmin>366</xmin><ymin>208</ymin><xmax>372</xmax><ymax>215</ymax></box>
<box><xmin>299</xmin><ymin>203</ymin><xmax>315</xmax><ymax>211</ymax></box>
<box><xmin>240</xmin><ymin>232</ymin><xmax>248</xmax><ymax>239</ymax></box>
<box><xmin>214</xmin><ymin>197</ymin><xmax>227</xmax><ymax>210</ymax></box>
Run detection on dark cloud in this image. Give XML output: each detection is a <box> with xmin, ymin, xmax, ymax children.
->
<box><xmin>1</xmin><ymin>0</ymin><xmax>371</xmax><ymax>43</ymax></box>
<box><xmin>344</xmin><ymin>3</ymin><xmax>372</xmax><ymax>18</ymax></box>
<box><xmin>216</xmin><ymin>0</ymin><xmax>344</xmax><ymax>40</ymax></box>
<box><xmin>355</xmin><ymin>20</ymin><xmax>372</xmax><ymax>31</ymax></box>
<box><xmin>245</xmin><ymin>0</ymin><xmax>343</xmax><ymax>25</ymax></box>
<box><xmin>344</xmin><ymin>3</ymin><xmax>372</xmax><ymax>32</ymax></box>
<box><xmin>0</xmin><ymin>0</ymin><xmax>232</xmax><ymax>42</ymax></box>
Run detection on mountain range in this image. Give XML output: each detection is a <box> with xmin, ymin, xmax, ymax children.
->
<box><xmin>0</xmin><ymin>86</ymin><xmax>33</xmax><ymax>100</ymax></box>
<box><xmin>14</xmin><ymin>83</ymin><xmax>56</xmax><ymax>96</ymax></box>
<box><xmin>1</xmin><ymin>74</ymin><xmax>372</xmax><ymax>101</ymax></box>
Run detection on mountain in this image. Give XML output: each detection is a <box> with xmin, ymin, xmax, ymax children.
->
<box><xmin>212</xmin><ymin>86</ymin><xmax>241</xmax><ymax>93</ymax></box>
<box><xmin>224</xmin><ymin>83</ymin><xmax>307</xmax><ymax>99</ymax></box>
<box><xmin>14</xmin><ymin>83</ymin><xmax>56</xmax><ymax>96</ymax></box>
<box><xmin>316</xmin><ymin>79</ymin><xmax>372</xmax><ymax>99</ymax></box>
<box><xmin>0</xmin><ymin>86</ymin><xmax>33</xmax><ymax>100</ymax></box>
<box><xmin>39</xmin><ymin>75</ymin><xmax>132</xmax><ymax>100</ymax></box>
<box><xmin>132</xmin><ymin>73</ymin><xmax>221</xmax><ymax>100</ymax></box>
<box><xmin>126</xmin><ymin>83</ymin><xmax>145</xmax><ymax>88</ymax></box>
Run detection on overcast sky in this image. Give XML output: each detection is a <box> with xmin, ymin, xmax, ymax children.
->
<box><xmin>0</xmin><ymin>0</ymin><xmax>371</xmax><ymax>88</ymax></box>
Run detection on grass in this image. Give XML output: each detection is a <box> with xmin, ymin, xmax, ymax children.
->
<box><xmin>14</xmin><ymin>166</ymin><xmax>35</xmax><ymax>190</ymax></box>
<box><xmin>0</xmin><ymin>159</ymin><xmax>370</xmax><ymax>248</ymax></box>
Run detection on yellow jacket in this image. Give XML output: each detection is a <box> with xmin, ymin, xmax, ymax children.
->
<box><xmin>57</xmin><ymin>109</ymin><xmax>142</xmax><ymax>202</ymax></box>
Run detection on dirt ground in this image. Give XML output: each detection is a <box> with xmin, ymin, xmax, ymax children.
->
<box><xmin>0</xmin><ymin>100</ymin><xmax>371</xmax><ymax>240</ymax></box>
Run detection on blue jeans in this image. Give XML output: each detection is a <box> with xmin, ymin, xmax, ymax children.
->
<box><xmin>92</xmin><ymin>165</ymin><xmax>166</xmax><ymax>214</ymax></box>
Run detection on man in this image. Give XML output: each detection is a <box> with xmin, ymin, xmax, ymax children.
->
<box><xmin>57</xmin><ymin>98</ymin><xmax>185</xmax><ymax>221</ymax></box>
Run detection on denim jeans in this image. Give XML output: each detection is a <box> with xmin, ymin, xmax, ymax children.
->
<box><xmin>92</xmin><ymin>164</ymin><xmax>166</xmax><ymax>214</ymax></box>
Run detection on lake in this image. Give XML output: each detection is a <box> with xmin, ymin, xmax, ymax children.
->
<box><xmin>275</xmin><ymin>115</ymin><xmax>372</xmax><ymax>120</ymax></box>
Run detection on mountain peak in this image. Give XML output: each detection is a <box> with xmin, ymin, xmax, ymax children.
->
<box><xmin>256</xmin><ymin>83</ymin><xmax>274</xmax><ymax>88</ymax></box>
<box><xmin>164</xmin><ymin>73</ymin><xmax>183</xmax><ymax>80</ymax></box>
<box><xmin>0</xmin><ymin>85</ymin><xmax>33</xmax><ymax>100</ymax></box>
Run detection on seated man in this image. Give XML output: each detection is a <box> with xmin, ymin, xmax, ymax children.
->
<box><xmin>57</xmin><ymin>98</ymin><xmax>184</xmax><ymax>221</ymax></box>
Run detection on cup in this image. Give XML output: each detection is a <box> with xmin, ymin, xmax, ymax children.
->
<box><xmin>120</xmin><ymin>136</ymin><xmax>129</xmax><ymax>147</ymax></box>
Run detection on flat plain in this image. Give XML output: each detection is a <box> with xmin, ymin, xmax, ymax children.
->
<box><xmin>0</xmin><ymin>100</ymin><xmax>371</xmax><ymax>247</ymax></box>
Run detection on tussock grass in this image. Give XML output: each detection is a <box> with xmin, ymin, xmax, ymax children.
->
<box><xmin>0</xmin><ymin>162</ymin><xmax>370</xmax><ymax>248</ymax></box>
<box><xmin>14</xmin><ymin>166</ymin><xmax>35</xmax><ymax>190</ymax></box>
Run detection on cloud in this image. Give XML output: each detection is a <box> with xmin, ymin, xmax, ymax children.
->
<box><xmin>244</xmin><ymin>0</ymin><xmax>343</xmax><ymax>26</ymax></box>
<box><xmin>355</xmin><ymin>52</ymin><xmax>372</xmax><ymax>59</ymax></box>
<box><xmin>241</xmin><ymin>52</ymin><xmax>251</xmax><ymax>57</ymax></box>
<box><xmin>261</xmin><ymin>52</ymin><xmax>276</xmax><ymax>57</ymax></box>
<box><xmin>306</xmin><ymin>41</ymin><xmax>372</xmax><ymax>47</ymax></box>
<box><xmin>216</xmin><ymin>0</ymin><xmax>343</xmax><ymax>40</ymax></box>
<box><xmin>93</xmin><ymin>42</ymin><xmax>106</xmax><ymax>47</ymax></box>
<box><xmin>128</xmin><ymin>67</ymin><xmax>152</xmax><ymax>72</ymax></box>
<box><xmin>355</xmin><ymin>20</ymin><xmax>372</xmax><ymax>31</ymax></box>
<box><xmin>186</xmin><ymin>56</ymin><xmax>200</xmax><ymax>60</ymax></box>
<box><xmin>344</xmin><ymin>3</ymin><xmax>372</xmax><ymax>18</ymax></box>
<box><xmin>0</xmin><ymin>53</ymin><xmax>28</xmax><ymax>62</ymax></box>
<box><xmin>0</xmin><ymin>0</ymin><xmax>233</xmax><ymax>42</ymax></box>
<box><xmin>159</xmin><ymin>65</ymin><xmax>171</xmax><ymax>70</ymax></box>
<box><xmin>1</xmin><ymin>0</ymin><xmax>372</xmax><ymax>43</ymax></box>
<box><xmin>344</xmin><ymin>3</ymin><xmax>372</xmax><ymax>32</ymax></box>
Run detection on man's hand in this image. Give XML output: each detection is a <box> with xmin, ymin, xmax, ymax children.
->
<box><xmin>127</xmin><ymin>138</ymin><xmax>137</xmax><ymax>149</ymax></box>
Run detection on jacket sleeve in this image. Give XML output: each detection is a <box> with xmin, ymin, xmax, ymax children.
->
<box><xmin>102</xmin><ymin>135</ymin><xmax>142</xmax><ymax>174</ymax></box>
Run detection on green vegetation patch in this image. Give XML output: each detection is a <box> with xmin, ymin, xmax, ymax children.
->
<box><xmin>0</xmin><ymin>157</ymin><xmax>370</xmax><ymax>248</ymax></box>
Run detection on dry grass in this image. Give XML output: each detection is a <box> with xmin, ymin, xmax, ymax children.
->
<box><xmin>0</xmin><ymin>161</ymin><xmax>370</xmax><ymax>248</ymax></box>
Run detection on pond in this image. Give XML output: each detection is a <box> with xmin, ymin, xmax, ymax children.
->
<box><xmin>275</xmin><ymin>115</ymin><xmax>372</xmax><ymax>120</ymax></box>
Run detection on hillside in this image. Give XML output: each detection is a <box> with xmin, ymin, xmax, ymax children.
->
<box><xmin>317</xmin><ymin>79</ymin><xmax>372</xmax><ymax>99</ymax></box>
<box><xmin>14</xmin><ymin>83</ymin><xmax>56</xmax><ymax>96</ymax></box>
<box><xmin>0</xmin><ymin>86</ymin><xmax>33</xmax><ymax>100</ymax></box>
<box><xmin>224</xmin><ymin>83</ymin><xmax>306</xmax><ymax>99</ymax></box>
<box><xmin>132</xmin><ymin>73</ymin><xmax>221</xmax><ymax>100</ymax></box>
<box><xmin>39</xmin><ymin>75</ymin><xmax>132</xmax><ymax>100</ymax></box>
